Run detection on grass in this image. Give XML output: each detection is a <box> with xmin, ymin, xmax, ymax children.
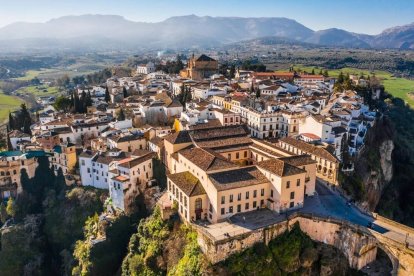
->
<box><xmin>15</xmin><ymin>85</ymin><xmax>61</xmax><ymax>97</ymax></box>
<box><xmin>0</xmin><ymin>89</ymin><xmax>23</xmax><ymax>123</ymax></box>
<box><xmin>276</xmin><ymin>65</ymin><xmax>414</xmax><ymax>107</ymax></box>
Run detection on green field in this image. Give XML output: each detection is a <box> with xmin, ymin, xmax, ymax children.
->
<box><xmin>15</xmin><ymin>85</ymin><xmax>61</xmax><ymax>97</ymax></box>
<box><xmin>277</xmin><ymin>65</ymin><xmax>414</xmax><ymax>107</ymax></box>
<box><xmin>0</xmin><ymin>90</ymin><xmax>23</xmax><ymax>123</ymax></box>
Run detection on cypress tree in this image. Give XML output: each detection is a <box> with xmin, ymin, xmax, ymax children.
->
<box><xmin>105</xmin><ymin>87</ymin><xmax>111</xmax><ymax>103</ymax></box>
<box><xmin>8</xmin><ymin>112</ymin><xmax>14</xmax><ymax>130</ymax></box>
<box><xmin>123</xmin><ymin>86</ymin><xmax>128</xmax><ymax>98</ymax></box>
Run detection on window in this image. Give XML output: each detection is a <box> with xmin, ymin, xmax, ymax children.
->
<box><xmin>289</xmin><ymin>202</ymin><xmax>295</xmax><ymax>208</ymax></box>
<box><xmin>229</xmin><ymin>206</ymin><xmax>233</xmax><ymax>213</ymax></box>
<box><xmin>253</xmin><ymin>190</ymin><xmax>257</xmax><ymax>198</ymax></box>
<box><xmin>260</xmin><ymin>199</ymin><xmax>264</xmax><ymax>207</ymax></box>
<box><xmin>221</xmin><ymin>208</ymin><xmax>225</xmax><ymax>215</ymax></box>
<box><xmin>244</xmin><ymin>151</ymin><xmax>247</xmax><ymax>158</ymax></box>
<box><xmin>245</xmin><ymin>191</ymin><xmax>249</xmax><ymax>199</ymax></box>
<box><xmin>296</xmin><ymin>179</ymin><xmax>300</xmax><ymax>186</ymax></box>
<box><xmin>245</xmin><ymin>203</ymin><xmax>249</xmax><ymax>210</ymax></box>
<box><xmin>229</xmin><ymin>194</ymin><xmax>233</xmax><ymax>203</ymax></box>
<box><xmin>238</xmin><ymin>193</ymin><xmax>241</xmax><ymax>201</ymax></box>
<box><xmin>270</xmin><ymin>189</ymin><xmax>274</xmax><ymax>198</ymax></box>
<box><xmin>286</xmin><ymin>181</ymin><xmax>290</xmax><ymax>189</ymax></box>
<box><xmin>237</xmin><ymin>204</ymin><xmax>241</xmax><ymax>212</ymax></box>
<box><xmin>221</xmin><ymin>196</ymin><xmax>225</xmax><ymax>204</ymax></box>
<box><xmin>236</xmin><ymin>152</ymin><xmax>239</xmax><ymax>159</ymax></box>
<box><xmin>261</xmin><ymin>189</ymin><xmax>264</xmax><ymax>196</ymax></box>
<box><xmin>228</xmin><ymin>154</ymin><xmax>231</xmax><ymax>160</ymax></box>
<box><xmin>253</xmin><ymin>201</ymin><xmax>257</xmax><ymax>208</ymax></box>
<box><xmin>81</xmin><ymin>160</ymin><xmax>85</xmax><ymax>166</ymax></box>
<box><xmin>209</xmin><ymin>204</ymin><xmax>213</xmax><ymax>212</ymax></box>
<box><xmin>290</xmin><ymin>191</ymin><xmax>295</xmax><ymax>200</ymax></box>
<box><xmin>184</xmin><ymin>197</ymin><xmax>187</xmax><ymax>207</ymax></box>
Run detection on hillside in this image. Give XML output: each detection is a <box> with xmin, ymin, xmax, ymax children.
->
<box><xmin>1</xmin><ymin>15</ymin><xmax>414</xmax><ymax>51</ymax></box>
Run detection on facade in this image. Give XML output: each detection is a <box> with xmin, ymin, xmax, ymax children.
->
<box><xmin>0</xmin><ymin>151</ymin><xmax>39</xmax><ymax>200</ymax></box>
<box><xmin>166</xmin><ymin>146</ymin><xmax>315</xmax><ymax>223</ymax></box>
<box><xmin>137</xmin><ymin>62</ymin><xmax>156</xmax><ymax>75</ymax></box>
<box><xmin>180</xmin><ymin>54</ymin><xmax>218</xmax><ymax>81</ymax></box>
<box><xmin>50</xmin><ymin>143</ymin><xmax>77</xmax><ymax>174</ymax></box>
<box><xmin>109</xmin><ymin>152</ymin><xmax>155</xmax><ymax>212</ymax></box>
<box><xmin>279</xmin><ymin>137</ymin><xmax>339</xmax><ymax>185</ymax></box>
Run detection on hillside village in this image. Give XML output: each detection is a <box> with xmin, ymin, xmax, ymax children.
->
<box><xmin>3</xmin><ymin>53</ymin><xmax>409</xmax><ymax>275</ymax></box>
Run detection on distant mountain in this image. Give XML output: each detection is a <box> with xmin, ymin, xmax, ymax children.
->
<box><xmin>306</xmin><ymin>28</ymin><xmax>371</xmax><ymax>48</ymax></box>
<box><xmin>0</xmin><ymin>14</ymin><xmax>414</xmax><ymax>52</ymax></box>
<box><xmin>371</xmin><ymin>23</ymin><xmax>414</xmax><ymax>49</ymax></box>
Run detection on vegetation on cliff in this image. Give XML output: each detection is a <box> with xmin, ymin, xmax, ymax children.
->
<box><xmin>214</xmin><ymin>222</ymin><xmax>351</xmax><ymax>276</ymax></box>
<box><xmin>122</xmin><ymin>207</ymin><xmax>207</xmax><ymax>276</ymax></box>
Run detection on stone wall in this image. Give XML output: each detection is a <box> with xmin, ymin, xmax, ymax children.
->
<box><xmin>197</xmin><ymin>214</ymin><xmax>377</xmax><ymax>270</ymax></box>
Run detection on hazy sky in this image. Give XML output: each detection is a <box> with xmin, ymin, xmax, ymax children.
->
<box><xmin>0</xmin><ymin>0</ymin><xmax>412</xmax><ymax>34</ymax></box>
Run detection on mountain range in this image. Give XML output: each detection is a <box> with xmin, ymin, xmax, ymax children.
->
<box><xmin>1</xmin><ymin>14</ymin><xmax>414</xmax><ymax>52</ymax></box>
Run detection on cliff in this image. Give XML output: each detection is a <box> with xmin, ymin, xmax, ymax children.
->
<box><xmin>341</xmin><ymin>116</ymin><xmax>394</xmax><ymax>211</ymax></box>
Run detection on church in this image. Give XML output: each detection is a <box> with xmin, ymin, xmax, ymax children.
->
<box><xmin>180</xmin><ymin>54</ymin><xmax>218</xmax><ymax>80</ymax></box>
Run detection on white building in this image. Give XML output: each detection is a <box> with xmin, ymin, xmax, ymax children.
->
<box><xmin>137</xmin><ymin>62</ymin><xmax>156</xmax><ymax>75</ymax></box>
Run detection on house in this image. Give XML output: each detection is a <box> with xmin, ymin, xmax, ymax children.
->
<box><xmin>137</xmin><ymin>62</ymin><xmax>156</xmax><ymax>75</ymax></box>
<box><xmin>8</xmin><ymin>130</ymin><xmax>31</xmax><ymax>150</ymax></box>
<box><xmin>0</xmin><ymin>151</ymin><xmax>42</xmax><ymax>200</ymax></box>
<box><xmin>107</xmin><ymin>133</ymin><xmax>147</xmax><ymax>153</ymax></box>
<box><xmin>50</xmin><ymin>142</ymin><xmax>77</xmax><ymax>174</ymax></box>
<box><xmin>109</xmin><ymin>152</ymin><xmax>155</xmax><ymax>213</ymax></box>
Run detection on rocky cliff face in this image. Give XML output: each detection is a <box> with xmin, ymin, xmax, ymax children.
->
<box><xmin>353</xmin><ymin>117</ymin><xmax>394</xmax><ymax>211</ymax></box>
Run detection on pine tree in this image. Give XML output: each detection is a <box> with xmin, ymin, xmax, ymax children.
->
<box><xmin>311</xmin><ymin>69</ymin><xmax>315</xmax><ymax>75</ymax></box>
<box><xmin>323</xmin><ymin>70</ymin><xmax>329</xmax><ymax>77</ymax></box>
<box><xmin>319</xmin><ymin>69</ymin><xmax>323</xmax><ymax>75</ymax></box>
<box><xmin>104</xmin><ymin>87</ymin><xmax>110</xmax><ymax>103</ymax></box>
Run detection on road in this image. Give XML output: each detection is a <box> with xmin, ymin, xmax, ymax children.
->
<box><xmin>305</xmin><ymin>181</ymin><xmax>414</xmax><ymax>249</ymax></box>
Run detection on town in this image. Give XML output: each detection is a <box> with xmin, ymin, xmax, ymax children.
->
<box><xmin>3</xmin><ymin>50</ymin><xmax>414</xmax><ymax>275</ymax></box>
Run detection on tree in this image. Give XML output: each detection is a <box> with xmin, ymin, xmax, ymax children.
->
<box><xmin>337</xmin><ymin>71</ymin><xmax>344</xmax><ymax>84</ymax></box>
<box><xmin>6</xmin><ymin>197</ymin><xmax>16</xmax><ymax>218</ymax></box>
<box><xmin>19</xmin><ymin>103</ymin><xmax>32</xmax><ymax>135</ymax></box>
<box><xmin>84</xmin><ymin>91</ymin><xmax>93</xmax><ymax>112</ymax></box>
<box><xmin>8</xmin><ymin>112</ymin><xmax>14</xmax><ymax>130</ymax></box>
<box><xmin>105</xmin><ymin>87</ymin><xmax>111</xmax><ymax>103</ymax></box>
<box><xmin>54</xmin><ymin>96</ymin><xmax>72</xmax><ymax>112</ymax></box>
<box><xmin>123</xmin><ymin>86</ymin><xmax>128</xmax><ymax>98</ymax></box>
<box><xmin>311</xmin><ymin>69</ymin><xmax>315</xmax><ymax>75</ymax></box>
<box><xmin>0</xmin><ymin>202</ymin><xmax>7</xmax><ymax>224</ymax></box>
<box><xmin>255</xmin><ymin>87</ymin><xmax>261</xmax><ymax>98</ymax></box>
<box><xmin>117</xmin><ymin>109</ymin><xmax>126</xmax><ymax>121</ymax></box>
<box><xmin>229</xmin><ymin>65</ymin><xmax>236</xmax><ymax>79</ymax></box>
<box><xmin>323</xmin><ymin>70</ymin><xmax>329</xmax><ymax>77</ymax></box>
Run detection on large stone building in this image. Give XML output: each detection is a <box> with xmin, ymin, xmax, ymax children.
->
<box><xmin>162</xmin><ymin>126</ymin><xmax>318</xmax><ymax>224</ymax></box>
<box><xmin>180</xmin><ymin>54</ymin><xmax>218</xmax><ymax>80</ymax></box>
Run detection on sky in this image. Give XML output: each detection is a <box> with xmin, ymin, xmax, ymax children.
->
<box><xmin>0</xmin><ymin>0</ymin><xmax>412</xmax><ymax>34</ymax></box>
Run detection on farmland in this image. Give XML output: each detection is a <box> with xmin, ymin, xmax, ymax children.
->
<box><xmin>0</xmin><ymin>89</ymin><xmax>23</xmax><ymax>123</ymax></box>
